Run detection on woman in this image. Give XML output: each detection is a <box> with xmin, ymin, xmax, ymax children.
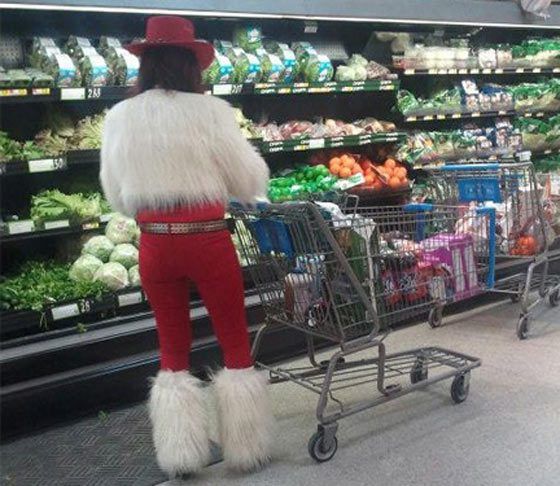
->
<box><xmin>100</xmin><ymin>16</ymin><xmax>273</xmax><ymax>477</ymax></box>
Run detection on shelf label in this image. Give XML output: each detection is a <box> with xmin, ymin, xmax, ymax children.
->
<box><xmin>536</xmin><ymin>112</ymin><xmax>545</xmax><ymax>117</ymax></box>
<box><xmin>437</xmin><ymin>69</ymin><xmax>447</xmax><ymax>75</ymax></box>
<box><xmin>82</xmin><ymin>221</ymin><xmax>100</xmax><ymax>230</ymax></box>
<box><xmin>60</xmin><ymin>88</ymin><xmax>86</xmax><ymax>100</ymax></box>
<box><xmin>51</xmin><ymin>303</ymin><xmax>80</xmax><ymax>320</ymax></box>
<box><xmin>7</xmin><ymin>220</ymin><xmax>35</xmax><ymax>235</ymax></box>
<box><xmin>482</xmin><ymin>69</ymin><xmax>491</xmax><ymax>74</ymax></box>
<box><xmin>498</xmin><ymin>110</ymin><xmax>507</xmax><ymax>116</ymax></box>
<box><xmin>212</xmin><ymin>84</ymin><xmax>243</xmax><ymax>95</ymax></box>
<box><xmin>495</xmin><ymin>68</ymin><xmax>504</xmax><ymax>74</ymax></box>
<box><xmin>428</xmin><ymin>69</ymin><xmax>437</xmax><ymax>75</ymax></box>
<box><xmin>44</xmin><ymin>220</ymin><xmax>70</xmax><ymax>230</ymax></box>
<box><xmin>516</xmin><ymin>68</ymin><xmax>525</xmax><ymax>73</ymax></box>
<box><xmin>458</xmin><ymin>69</ymin><xmax>468</xmax><ymax>75</ymax></box>
<box><xmin>32</xmin><ymin>88</ymin><xmax>51</xmax><ymax>96</ymax></box>
<box><xmin>28</xmin><ymin>157</ymin><xmax>66</xmax><ymax>173</ymax></box>
<box><xmin>406</xmin><ymin>116</ymin><xmax>418</xmax><ymax>122</ymax></box>
<box><xmin>118</xmin><ymin>291</ymin><xmax>143</xmax><ymax>307</ymax></box>
<box><xmin>436</xmin><ymin>114</ymin><xmax>446</xmax><ymax>120</ymax></box>
<box><xmin>308</xmin><ymin>139</ymin><xmax>325</xmax><ymax>149</ymax></box>
<box><xmin>533</xmin><ymin>68</ymin><xmax>542</xmax><ymax>73</ymax></box>
<box><xmin>470</xmin><ymin>69</ymin><xmax>480</xmax><ymax>74</ymax></box>
<box><xmin>451</xmin><ymin>113</ymin><xmax>461</xmax><ymax>119</ymax></box>
<box><xmin>471</xmin><ymin>112</ymin><xmax>481</xmax><ymax>118</ymax></box>
<box><xmin>0</xmin><ymin>88</ymin><xmax>27</xmax><ymax>97</ymax></box>
<box><xmin>424</xmin><ymin>115</ymin><xmax>435</xmax><ymax>120</ymax></box>
<box><xmin>86</xmin><ymin>87</ymin><xmax>102</xmax><ymax>99</ymax></box>
<box><xmin>404</xmin><ymin>69</ymin><xmax>414</xmax><ymax>75</ymax></box>
<box><xmin>448</xmin><ymin>69</ymin><xmax>457</xmax><ymax>74</ymax></box>
<box><xmin>554</xmin><ymin>68</ymin><xmax>560</xmax><ymax>73</ymax></box>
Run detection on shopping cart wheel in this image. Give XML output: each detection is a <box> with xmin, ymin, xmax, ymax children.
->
<box><xmin>410</xmin><ymin>358</ymin><xmax>428</xmax><ymax>384</ymax></box>
<box><xmin>450</xmin><ymin>372</ymin><xmax>470</xmax><ymax>404</ymax></box>
<box><xmin>549</xmin><ymin>289</ymin><xmax>559</xmax><ymax>307</ymax></box>
<box><xmin>308</xmin><ymin>430</ymin><xmax>338</xmax><ymax>463</ymax></box>
<box><xmin>516</xmin><ymin>315</ymin><xmax>530</xmax><ymax>340</ymax></box>
<box><xmin>428</xmin><ymin>307</ymin><xmax>443</xmax><ymax>328</ymax></box>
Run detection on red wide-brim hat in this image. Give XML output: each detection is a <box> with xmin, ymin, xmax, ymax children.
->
<box><xmin>125</xmin><ymin>16</ymin><xmax>215</xmax><ymax>70</ymax></box>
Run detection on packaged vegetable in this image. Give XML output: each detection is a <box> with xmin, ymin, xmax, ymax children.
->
<box><xmin>303</xmin><ymin>54</ymin><xmax>334</xmax><ymax>83</ymax></box>
<box><xmin>82</xmin><ymin>235</ymin><xmax>115</xmax><ymax>262</ymax></box>
<box><xmin>79</xmin><ymin>53</ymin><xmax>109</xmax><ymax>86</ymax></box>
<box><xmin>233</xmin><ymin>26</ymin><xmax>263</xmax><ymax>53</ymax></box>
<box><xmin>110</xmin><ymin>243</ymin><xmax>139</xmax><ymax>269</ymax></box>
<box><xmin>265</xmin><ymin>42</ymin><xmax>297</xmax><ymax>82</ymax></box>
<box><xmin>98</xmin><ymin>36</ymin><xmax>123</xmax><ymax>54</ymax></box>
<box><xmin>231</xmin><ymin>51</ymin><xmax>261</xmax><ymax>83</ymax></box>
<box><xmin>105</xmin><ymin>214</ymin><xmax>139</xmax><ymax>244</ymax></box>
<box><xmin>105</xmin><ymin>47</ymin><xmax>139</xmax><ymax>86</ymax></box>
<box><xmin>255</xmin><ymin>49</ymin><xmax>284</xmax><ymax>83</ymax></box>
<box><xmin>291</xmin><ymin>42</ymin><xmax>317</xmax><ymax>79</ymax></box>
<box><xmin>69</xmin><ymin>254</ymin><xmax>104</xmax><ymax>283</ymax></box>
<box><xmin>128</xmin><ymin>265</ymin><xmax>141</xmax><ymax>286</ymax></box>
<box><xmin>94</xmin><ymin>262</ymin><xmax>129</xmax><ymax>291</ymax></box>
<box><xmin>202</xmin><ymin>50</ymin><xmax>234</xmax><ymax>84</ymax></box>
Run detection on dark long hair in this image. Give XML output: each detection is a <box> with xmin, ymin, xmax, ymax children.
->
<box><xmin>135</xmin><ymin>46</ymin><xmax>203</xmax><ymax>94</ymax></box>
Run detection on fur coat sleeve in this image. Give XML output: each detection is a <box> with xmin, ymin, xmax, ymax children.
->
<box><xmin>99</xmin><ymin>90</ymin><xmax>269</xmax><ymax>217</ymax></box>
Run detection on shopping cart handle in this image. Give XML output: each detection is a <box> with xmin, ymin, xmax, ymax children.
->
<box><xmin>403</xmin><ymin>203</ymin><xmax>433</xmax><ymax>212</ymax></box>
<box><xmin>440</xmin><ymin>163</ymin><xmax>500</xmax><ymax>171</ymax></box>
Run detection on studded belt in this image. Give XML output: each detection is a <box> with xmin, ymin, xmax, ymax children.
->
<box><xmin>139</xmin><ymin>219</ymin><xmax>230</xmax><ymax>235</ymax></box>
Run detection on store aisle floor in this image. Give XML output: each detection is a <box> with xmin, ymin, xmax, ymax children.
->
<box><xmin>161</xmin><ymin>300</ymin><xmax>560</xmax><ymax>486</ymax></box>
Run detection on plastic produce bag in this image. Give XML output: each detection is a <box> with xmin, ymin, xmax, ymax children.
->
<box><xmin>105</xmin><ymin>214</ymin><xmax>139</xmax><ymax>244</ymax></box>
<box><xmin>69</xmin><ymin>254</ymin><xmax>104</xmax><ymax>282</ymax></box>
<box><xmin>82</xmin><ymin>235</ymin><xmax>115</xmax><ymax>262</ymax></box>
<box><xmin>303</xmin><ymin>54</ymin><xmax>334</xmax><ymax>83</ymax></box>
<box><xmin>233</xmin><ymin>26</ymin><xmax>263</xmax><ymax>53</ymax></box>
<box><xmin>202</xmin><ymin>50</ymin><xmax>234</xmax><ymax>84</ymax></box>
<box><xmin>256</xmin><ymin>49</ymin><xmax>285</xmax><ymax>83</ymax></box>
<box><xmin>109</xmin><ymin>243</ymin><xmax>139</xmax><ymax>269</ymax></box>
<box><xmin>94</xmin><ymin>262</ymin><xmax>129</xmax><ymax>290</ymax></box>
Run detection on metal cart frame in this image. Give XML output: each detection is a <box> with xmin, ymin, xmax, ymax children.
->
<box><xmin>233</xmin><ymin>202</ymin><xmax>482</xmax><ymax>462</ymax></box>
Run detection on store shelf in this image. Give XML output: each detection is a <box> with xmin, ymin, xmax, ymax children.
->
<box><xmin>0</xmin><ymin>80</ymin><xmax>399</xmax><ymax>104</ymax></box>
<box><xmin>403</xmin><ymin>110</ymin><xmax>551</xmax><ymax>123</ymax></box>
<box><xmin>0</xmin><ymin>217</ymin><xmax>110</xmax><ymax>242</ymax></box>
<box><xmin>0</xmin><ymin>150</ymin><xmax>103</xmax><ymax>177</ymax></box>
<box><xmin>259</xmin><ymin>132</ymin><xmax>406</xmax><ymax>154</ymax></box>
<box><xmin>400</xmin><ymin>67</ymin><xmax>560</xmax><ymax>76</ymax></box>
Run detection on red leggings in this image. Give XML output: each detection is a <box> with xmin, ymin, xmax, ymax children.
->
<box><xmin>138</xmin><ymin>205</ymin><xmax>253</xmax><ymax>371</ymax></box>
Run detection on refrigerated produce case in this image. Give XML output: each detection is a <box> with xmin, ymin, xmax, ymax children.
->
<box><xmin>1</xmin><ymin>0</ymin><xmax>559</xmax><ymax>437</ymax></box>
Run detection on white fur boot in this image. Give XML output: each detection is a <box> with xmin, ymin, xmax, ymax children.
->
<box><xmin>214</xmin><ymin>367</ymin><xmax>274</xmax><ymax>471</ymax></box>
<box><xmin>148</xmin><ymin>370</ymin><xmax>211</xmax><ymax>477</ymax></box>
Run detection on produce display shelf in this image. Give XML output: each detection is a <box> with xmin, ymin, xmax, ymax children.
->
<box><xmin>0</xmin><ymin>79</ymin><xmax>400</xmax><ymax>104</ymax></box>
<box><xmin>259</xmin><ymin>132</ymin><xmax>406</xmax><ymax>154</ymax></box>
<box><xmin>401</xmin><ymin>67</ymin><xmax>560</xmax><ymax>76</ymax></box>
<box><xmin>0</xmin><ymin>217</ymin><xmax>110</xmax><ymax>242</ymax></box>
<box><xmin>0</xmin><ymin>287</ymin><xmax>146</xmax><ymax>336</ymax></box>
<box><xmin>404</xmin><ymin>110</ymin><xmax>550</xmax><ymax>123</ymax></box>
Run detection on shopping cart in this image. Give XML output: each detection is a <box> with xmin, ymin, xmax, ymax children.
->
<box><xmin>425</xmin><ymin>160</ymin><xmax>560</xmax><ymax>339</ymax></box>
<box><xmin>232</xmin><ymin>201</ymin><xmax>485</xmax><ymax>462</ymax></box>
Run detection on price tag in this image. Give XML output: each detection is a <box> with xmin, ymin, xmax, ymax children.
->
<box><xmin>0</xmin><ymin>88</ymin><xmax>27</xmax><ymax>97</ymax></box>
<box><xmin>404</xmin><ymin>69</ymin><xmax>414</xmax><ymax>75</ymax></box>
<box><xmin>544</xmin><ymin>149</ymin><xmax>552</xmax><ymax>155</ymax></box>
<box><xmin>470</xmin><ymin>69</ymin><xmax>480</xmax><ymax>74</ymax></box>
<box><xmin>293</xmin><ymin>145</ymin><xmax>306</xmax><ymax>151</ymax></box>
<box><xmin>533</xmin><ymin>68</ymin><xmax>542</xmax><ymax>73</ymax></box>
<box><xmin>451</xmin><ymin>113</ymin><xmax>461</xmax><ymax>119</ymax></box>
<box><xmin>28</xmin><ymin>157</ymin><xmax>66</xmax><ymax>173</ymax></box>
<box><xmin>44</xmin><ymin>220</ymin><xmax>70</xmax><ymax>230</ymax></box>
<box><xmin>436</xmin><ymin>114</ymin><xmax>446</xmax><ymax>120</ymax></box>
<box><xmin>308</xmin><ymin>139</ymin><xmax>325</xmax><ymax>149</ymax></box>
<box><xmin>406</xmin><ymin>116</ymin><xmax>418</xmax><ymax>122</ymax></box>
<box><xmin>424</xmin><ymin>115</ymin><xmax>435</xmax><ymax>120</ymax></box>
<box><xmin>437</xmin><ymin>69</ymin><xmax>447</xmax><ymax>75</ymax></box>
<box><xmin>82</xmin><ymin>221</ymin><xmax>100</xmax><ymax>230</ymax></box>
<box><xmin>495</xmin><ymin>68</ymin><xmax>504</xmax><ymax>74</ymax></box>
<box><xmin>497</xmin><ymin>110</ymin><xmax>507</xmax><ymax>116</ymax></box>
<box><xmin>482</xmin><ymin>69</ymin><xmax>491</xmax><ymax>74</ymax></box>
<box><xmin>457</xmin><ymin>69</ymin><xmax>467</xmax><ymax>75</ymax></box>
<box><xmin>51</xmin><ymin>303</ymin><xmax>80</xmax><ymax>321</ymax></box>
<box><xmin>32</xmin><ymin>88</ymin><xmax>51</xmax><ymax>96</ymax></box>
<box><xmin>212</xmin><ymin>84</ymin><xmax>232</xmax><ymax>95</ymax></box>
<box><xmin>448</xmin><ymin>69</ymin><xmax>457</xmax><ymax>74</ymax></box>
<box><xmin>428</xmin><ymin>69</ymin><xmax>437</xmax><ymax>75</ymax></box>
<box><xmin>537</xmin><ymin>112</ymin><xmax>545</xmax><ymax>117</ymax></box>
<box><xmin>118</xmin><ymin>291</ymin><xmax>143</xmax><ymax>307</ymax></box>
<box><xmin>60</xmin><ymin>88</ymin><xmax>86</xmax><ymax>100</ymax></box>
<box><xmin>471</xmin><ymin>112</ymin><xmax>481</xmax><ymax>118</ymax></box>
<box><xmin>516</xmin><ymin>68</ymin><xmax>525</xmax><ymax>74</ymax></box>
<box><xmin>7</xmin><ymin>220</ymin><xmax>35</xmax><ymax>235</ymax></box>
<box><xmin>86</xmin><ymin>87</ymin><xmax>102</xmax><ymax>99</ymax></box>
<box><xmin>554</xmin><ymin>68</ymin><xmax>560</xmax><ymax>73</ymax></box>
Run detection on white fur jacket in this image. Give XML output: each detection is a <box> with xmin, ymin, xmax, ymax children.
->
<box><xmin>100</xmin><ymin>89</ymin><xmax>269</xmax><ymax>217</ymax></box>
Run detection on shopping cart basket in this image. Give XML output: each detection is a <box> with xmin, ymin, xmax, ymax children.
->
<box><xmin>232</xmin><ymin>201</ymin><xmax>484</xmax><ymax>462</ymax></box>
<box><xmin>426</xmin><ymin>160</ymin><xmax>560</xmax><ymax>339</ymax></box>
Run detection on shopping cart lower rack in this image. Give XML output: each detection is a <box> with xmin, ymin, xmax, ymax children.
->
<box><xmin>232</xmin><ymin>202</ymin><xmax>483</xmax><ymax>462</ymax></box>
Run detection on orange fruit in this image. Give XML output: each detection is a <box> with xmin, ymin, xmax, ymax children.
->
<box><xmin>342</xmin><ymin>157</ymin><xmax>355</xmax><ymax>168</ymax></box>
<box><xmin>339</xmin><ymin>167</ymin><xmax>352</xmax><ymax>178</ymax></box>
<box><xmin>330</xmin><ymin>164</ymin><xmax>341</xmax><ymax>175</ymax></box>
<box><xmin>389</xmin><ymin>176</ymin><xmax>401</xmax><ymax>189</ymax></box>
<box><xmin>372</xmin><ymin>180</ymin><xmax>384</xmax><ymax>191</ymax></box>
<box><xmin>395</xmin><ymin>167</ymin><xmax>407</xmax><ymax>179</ymax></box>
<box><xmin>401</xmin><ymin>177</ymin><xmax>410</xmax><ymax>187</ymax></box>
<box><xmin>364</xmin><ymin>174</ymin><xmax>375</xmax><ymax>186</ymax></box>
<box><xmin>329</xmin><ymin>157</ymin><xmax>341</xmax><ymax>167</ymax></box>
<box><xmin>384</xmin><ymin>158</ymin><xmax>397</xmax><ymax>170</ymax></box>
<box><xmin>351</xmin><ymin>165</ymin><xmax>362</xmax><ymax>175</ymax></box>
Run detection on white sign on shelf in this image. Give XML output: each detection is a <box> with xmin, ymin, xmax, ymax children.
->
<box><xmin>308</xmin><ymin>139</ymin><xmax>325</xmax><ymax>149</ymax></box>
<box><xmin>28</xmin><ymin>157</ymin><xmax>65</xmax><ymax>173</ymax></box>
<box><xmin>7</xmin><ymin>220</ymin><xmax>35</xmax><ymax>235</ymax></box>
<box><xmin>44</xmin><ymin>220</ymin><xmax>70</xmax><ymax>230</ymax></box>
<box><xmin>118</xmin><ymin>291</ymin><xmax>143</xmax><ymax>307</ymax></box>
<box><xmin>51</xmin><ymin>303</ymin><xmax>80</xmax><ymax>320</ymax></box>
<box><xmin>60</xmin><ymin>88</ymin><xmax>86</xmax><ymax>100</ymax></box>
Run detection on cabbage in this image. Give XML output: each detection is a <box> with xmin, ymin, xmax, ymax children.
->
<box><xmin>353</xmin><ymin>65</ymin><xmax>368</xmax><ymax>81</ymax></box>
<box><xmin>69</xmin><ymin>254</ymin><xmax>104</xmax><ymax>282</ymax></box>
<box><xmin>105</xmin><ymin>214</ymin><xmax>138</xmax><ymax>244</ymax></box>
<box><xmin>128</xmin><ymin>264</ymin><xmax>141</xmax><ymax>286</ymax></box>
<box><xmin>233</xmin><ymin>26</ymin><xmax>263</xmax><ymax>53</ymax></box>
<box><xmin>82</xmin><ymin>235</ymin><xmax>115</xmax><ymax>262</ymax></box>
<box><xmin>94</xmin><ymin>262</ymin><xmax>129</xmax><ymax>290</ymax></box>
<box><xmin>335</xmin><ymin>65</ymin><xmax>356</xmax><ymax>82</ymax></box>
<box><xmin>303</xmin><ymin>54</ymin><xmax>334</xmax><ymax>82</ymax></box>
<box><xmin>109</xmin><ymin>243</ymin><xmax>139</xmax><ymax>269</ymax></box>
<box><xmin>348</xmin><ymin>54</ymin><xmax>368</xmax><ymax>68</ymax></box>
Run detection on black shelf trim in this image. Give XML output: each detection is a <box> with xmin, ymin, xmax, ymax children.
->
<box><xmin>400</xmin><ymin>67</ymin><xmax>560</xmax><ymax>76</ymax></box>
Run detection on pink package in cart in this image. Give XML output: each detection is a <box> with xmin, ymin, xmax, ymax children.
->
<box><xmin>421</xmin><ymin>233</ymin><xmax>480</xmax><ymax>301</ymax></box>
